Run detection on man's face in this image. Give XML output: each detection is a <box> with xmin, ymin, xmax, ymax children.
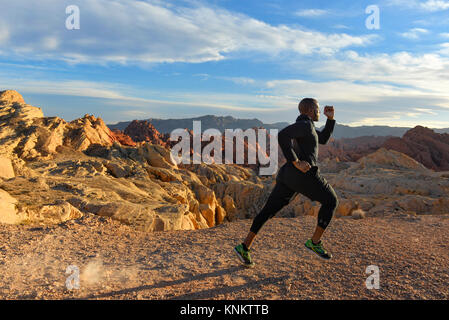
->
<box><xmin>311</xmin><ymin>103</ymin><xmax>320</xmax><ymax>121</ymax></box>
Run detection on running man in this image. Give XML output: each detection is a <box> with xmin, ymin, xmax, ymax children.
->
<box><xmin>234</xmin><ymin>98</ymin><xmax>339</xmax><ymax>267</ymax></box>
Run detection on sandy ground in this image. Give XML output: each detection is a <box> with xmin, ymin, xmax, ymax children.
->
<box><xmin>0</xmin><ymin>213</ymin><xmax>448</xmax><ymax>300</ymax></box>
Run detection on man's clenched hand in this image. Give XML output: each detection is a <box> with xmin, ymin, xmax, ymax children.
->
<box><xmin>324</xmin><ymin>106</ymin><xmax>334</xmax><ymax>120</ymax></box>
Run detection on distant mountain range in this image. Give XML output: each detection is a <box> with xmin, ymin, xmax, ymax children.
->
<box><xmin>108</xmin><ymin>115</ymin><xmax>288</xmax><ymax>133</ymax></box>
<box><xmin>108</xmin><ymin>115</ymin><xmax>449</xmax><ymax>139</ymax></box>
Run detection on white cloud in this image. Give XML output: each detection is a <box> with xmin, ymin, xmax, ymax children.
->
<box><xmin>441</xmin><ymin>33</ymin><xmax>449</xmax><ymax>38</ymax></box>
<box><xmin>264</xmin><ymin>79</ymin><xmax>426</xmax><ymax>103</ymax></box>
<box><xmin>439</xmin><ymin>42</ymin><xmax>449</xmax><ymax>55</ymax></box>
<box><xmin>333</xmin><ymin>24</ymin><xmax>350</xmax><ymax>29</ymax></box>
<box><xmin>261</xmin><ymin>47</ymin><xmax>449</xmax><ymax>127</ymax></box>
<box><xmin>346</xmin><ymin>114</ymin><xmax>449</xmax><ymax>128</ymax></box>
<box><xmin>388</xmin><ymin>0</ymin><xmax>449</xmax><ymax>11</ymax></box>
<box><xmin>0</xmin><ymin>79</ymin><xmax>142</xmax><ymax>101</ymax></box>
<box><xmin>413</xmin><ymin>107</ymin><xmax>438</xmax><ymax>115</ymax></box>
<box><xmin>0</xmin><ymin>0</ymin><xmax>374</xmax><ymax>64</ymax></box>
<box><xmin>306</xmin><ymin>50</ymin><xmax>449</xmax><ymax>97</ymax></box>
<box><xmin>399</xmin><ymin>28</ymin><xmax>429</xmax><ymax>39</ymax></box>
<box><xmin>218</xmin><ymin>77</ymin><xmax>256</xmax><ymax>85</ymax></box>
<box><xmin>295</xmin><ymin>9</ymin><xmax>328</xmax><ymax>17</ymax></box>
<box><xmin>420</xmin><ymin>0</ymin><xmax>449</xmax><ymax>11</ymax></box>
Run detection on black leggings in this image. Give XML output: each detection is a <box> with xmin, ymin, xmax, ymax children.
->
<box><xmin>250</xmin><ymin>174</ymin><xmax>339</xmax><ymax>234</ymax></box>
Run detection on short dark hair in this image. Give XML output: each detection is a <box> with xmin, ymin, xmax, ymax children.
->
<box><xmin>298</xmin><ymin>98</ymin><xmax>318</xmax><ymax>114</ymax></box>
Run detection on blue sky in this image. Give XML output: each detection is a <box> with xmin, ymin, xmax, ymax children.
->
<box><xmin>0</xmin><ymin>0</ymin><xmax>449</xmax><ymax>128</ymax></box>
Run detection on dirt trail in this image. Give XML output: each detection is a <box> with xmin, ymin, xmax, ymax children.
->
<box><xmin>0</xmin><ymin>213</ymin><xmax>448</xmax><ymax>299</ymax></box>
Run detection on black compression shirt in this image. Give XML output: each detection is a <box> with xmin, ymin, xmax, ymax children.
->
<box><xmin>277</xmin><ymin>114</ymin><xmax>336</xmax><ymax>167</ymax></box>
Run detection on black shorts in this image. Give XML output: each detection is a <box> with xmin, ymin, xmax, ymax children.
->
<box><xmin>276</xmin><ymin>161</ymin><xmax>336</xmax><ymax>203</ymax></box>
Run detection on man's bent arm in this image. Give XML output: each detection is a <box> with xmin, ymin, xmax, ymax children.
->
<box><xmin>316</xmin><ymin>118</ymin><xmax>336</xmax><ymax>144</ymax></box>
<box><xmin>278</xmin><ymin>122</ymin><xmax>310</xmax><ymax>162</ymax></box>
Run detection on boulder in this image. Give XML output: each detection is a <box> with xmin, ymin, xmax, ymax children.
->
<box><xmin>0</xmin><ymin>90</ymin><xmax>25</xmax><ymax>104</ymax></box>
<box><xmin>351</xmin><ymin>209</ymin><xmax>366</xmax><ymax>219</ymax></box>
<box><xmin>0</xmin><ymin>156</ymin><xmax>15</xmax><ymax>179</ymax></box>
<box><xmin>141</xmin><ymin>143</ymin><xmax>178</xmax><ymax>169</ymax></box>
<box><xmin>0</xmin><ymin>189</ymin><xmax>19</xmax><ymax>224</ymax></box>
<box><xmin>37</xmin><ymin>201</ymin><xmax>83</xmax><ymax>224</ymax></box>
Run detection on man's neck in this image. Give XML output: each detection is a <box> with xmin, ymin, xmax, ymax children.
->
<box><xmin>297</xmin><ymin>113</ymin><xmax>313</xmax><ymax>122</ymax></box>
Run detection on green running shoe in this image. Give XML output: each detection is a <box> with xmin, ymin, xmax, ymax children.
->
<box><xmin>305</xmin><ymin>239</ymin><xmax>332</xmax><ymax>260</ymax></box>
<box><xmin>234</xmin><ymin>244</ymin><xmax>255</xmax><ymax>268</ymax></box>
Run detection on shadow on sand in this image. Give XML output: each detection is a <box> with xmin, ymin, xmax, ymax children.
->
<box><xmin>78</xmin><ymin>266</ymin><xmax>288</xmax><ymax>300</ymax></box>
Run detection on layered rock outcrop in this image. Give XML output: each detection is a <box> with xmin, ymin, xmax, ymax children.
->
<box><xmin>0</xmin><ymin>90</ymin><xmax>118</xmax><ymax>160</ymax></box>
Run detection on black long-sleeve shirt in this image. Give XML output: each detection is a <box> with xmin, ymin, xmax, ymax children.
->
<box><xmin>278</xmin><ymin>114</ymin><xmax>336</xmax><ymax>167</ymax></box>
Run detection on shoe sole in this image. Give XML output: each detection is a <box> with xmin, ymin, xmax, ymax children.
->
<box><xmin>233</xmin><ymin>248</ymin><xmax>255</xmax><ymax>268</ymax></box>
<box><xmin>304</xmin><ymin>244</ymin><xmax>332</xmax><ymax>261</ymax></box>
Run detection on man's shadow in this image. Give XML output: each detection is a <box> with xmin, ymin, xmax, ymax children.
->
<box><xmin>79</xmin><ymin>266</ymin><xmax>288</xmax><ymax>299</ymax></box>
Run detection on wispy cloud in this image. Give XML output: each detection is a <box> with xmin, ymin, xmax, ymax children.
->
<box><xmin>439</xmin><ymin>42</ymin><xmax>449</xmax><ymax>55</ymax></box>
<box><xmin>217</xmin><ymin>76</ymin><xmax>256</xmax><ymax>85</ymax></box>
<box><xmin>193</xmin><ymin>74</ymin><xmax>210</xmax><ymax>81</ymax></box>
<box><xmin>399</xmin><ymin>28</ymin><xmax>429</xmax><ymax>39</ymax></box>
<box><xmin>413</xmin><ymin>107</ymin><xmax>438</xmax><ymax>115</ymax></box>
<box><xmin>388</xmin><ymin>0</ymin><xmax>449</xmax><ymax>11</ymax></box>
<box><xmin>261</xmin><ymin>46</ymin><xmax>449</xmax><ymax>127</ymax></box>
<box><xmin>295</xmin><ymin>9</ymin><xmax>328</xmax><ymax>17</ymax></box>
<box><xmin>346</xmin><ymin>114</ymin><xmax>449</xmax><ymax>128</ymax></box>
<box><xmin>420</xmin><ymin>0</ymin><xmax>449</xmax><ymax>11</ymax></box>
<box><xmin>0</xmin><ymin>0</ymin><xmax>374</xmax><ymax>65</ymax></box>
<box><xmin>333</xmin><ymin>24</ymin><xmax>350</xmax><ymax>30</ymax></box>
<box><xmin>0</xmin><ymin>75</ymin><xmax>294</xmax><ymax>115</ymax></box>
<box><xmin>306</xmin><ymin>50</ymin><xmax>449</xmax><ymax>97</ymax></box>
<box><xmin>264</xmin><ymin>79</ymin><xmax>426</xmax><ymax>103</ymax></box>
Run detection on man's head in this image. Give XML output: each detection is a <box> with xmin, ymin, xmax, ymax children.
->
<box><xmin>298</xmin><ymin>98</ymin><xmax>320</xmax><ymax>121</ymax></box>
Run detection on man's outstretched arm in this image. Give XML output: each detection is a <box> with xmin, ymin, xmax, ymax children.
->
<box><xmin>317</xmin><ymin>105</ymin><xmax>336</xmax><ymax>144</ymax></box>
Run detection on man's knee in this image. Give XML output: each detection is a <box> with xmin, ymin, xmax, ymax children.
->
<box><xmin>320</xmin><ymin>190</ymin><xmax>338</xmax><ymax>209</ymax></box>
<box><xmin>330</xmin><ymin>194</ymin><xmax>339</xmax><ymax>209</ymax></box>
<box><xmin>317</xmin><ymin>194</ymin><xmax>338</xmax><ymax>229</ymax></box>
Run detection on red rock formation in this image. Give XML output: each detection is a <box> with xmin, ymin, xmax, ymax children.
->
<box><xmin>124</xmin><ymin>120</ymin><xmax>168</xmax><ymax>147</ymax></box>
<box><xmin>382</xmin><ymin>126</ymin><xmax>449</xmax><ymax>171</ymax></box>
<box><xmin>317</xmin><ymin>127</ymin><xmax>449</xmax><ymax>172</ymax></box>
<box><xmin>111</xmin><ymin>129</ymin><xmax>136</xmax><ymax>146</ymax></box>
